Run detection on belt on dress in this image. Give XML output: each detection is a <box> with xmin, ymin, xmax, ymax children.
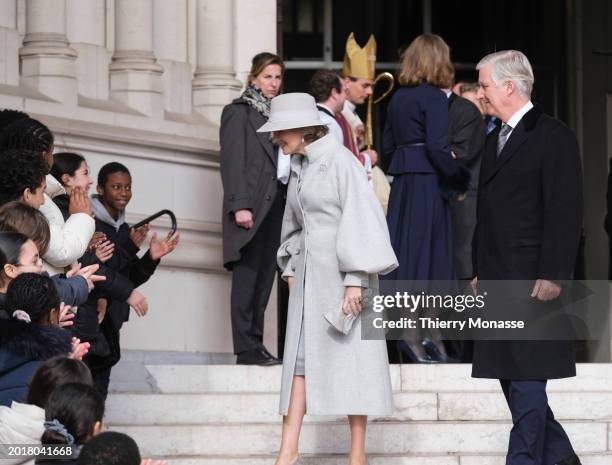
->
<box><xmin>396</xmin><ymin>142</ymin><xmax>425</xmax><ymax>149</ymax></box>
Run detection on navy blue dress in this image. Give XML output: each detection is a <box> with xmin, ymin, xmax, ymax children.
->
<box><xmin>383</xmin><ymin>84</ymin><xmax>467</xmax><ymax>281</ymax></box>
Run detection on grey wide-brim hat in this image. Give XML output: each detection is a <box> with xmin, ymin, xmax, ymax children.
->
<box><xmin>257</xmin><ymin>92</ymin><xmax>325</xmax><ymax>132</ymax></box>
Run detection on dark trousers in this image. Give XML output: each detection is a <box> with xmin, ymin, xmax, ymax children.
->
<box><xmin>231</xmin><ymin>189</ymin><xmax>285</xmax><ymax>354</ymax></box>
<box><xmin>500</xmin><ymin>380</ymin><xmax>575</xmax><ymax>465</ymax></box>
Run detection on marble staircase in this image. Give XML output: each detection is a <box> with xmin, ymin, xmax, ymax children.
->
<box><xmin>106</xmin><ymin>364</ymin><xmax>612</xmax><ymax>465</ymax></box>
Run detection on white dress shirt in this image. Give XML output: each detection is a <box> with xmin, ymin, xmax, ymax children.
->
<box><xmin>505</xmin><ymin>101</ymin><xmax>534</xmax><ymax>136</ymax></box>
<box><xmin>277</xmin><ymin>147</ymin><xmax>291</xmax><ymax>184</ymax></box>
<box><xmin>316</xmin><ymin>103</ymin><xmax>344</xmax><ymax>144</ymax></box>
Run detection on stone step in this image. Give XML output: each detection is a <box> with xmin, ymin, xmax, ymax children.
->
<box><xmin>105</xmin><ymin>390</ymin><xmax>612</xmax><ymax>424</ymax></box>
<box><xmin>152</xmin><ymin>454</ymin><xmax>612</xmax><ymax>465</ymax></box>
<box><xmin>141</xmin><ymin>364</ymin><xmax>612</xmax><ymax>394</ymax></box>
<box><xmin>108</xmin><ymin>422</ymin><xmax>609</xmax><ymax>457</ymax></box>
<box><xmin>105</xmin><ymin>392</ymin><xmax>438</xmax><ymax>424</ymax></box>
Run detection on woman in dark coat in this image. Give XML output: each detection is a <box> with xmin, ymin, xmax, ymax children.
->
<box><xmin>220</xmin><ymin>53</ymin><xmax>286</xmax><ymax>365</ymax></box>
<box><xmin>383</xmin><ymin>34</ymin><xmax>468</xmax><ymax>362</ymax></box>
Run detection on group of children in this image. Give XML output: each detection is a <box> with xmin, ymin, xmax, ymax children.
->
<box><xmin>0</xmin><ymin>108</ymin><xmax>179</xmax><ymax>463</ymax></box>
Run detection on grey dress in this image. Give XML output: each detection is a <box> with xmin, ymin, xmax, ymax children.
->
<box><xmin>277</xmin><ymin>134</ymin><xmax>398</xmax><ymax>416</ymax></box>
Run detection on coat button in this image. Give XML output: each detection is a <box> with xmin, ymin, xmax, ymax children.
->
<box><xmin>265</xmin><ymin>194</ymin><xmax>272</xmax><ymax>201</ymax></box>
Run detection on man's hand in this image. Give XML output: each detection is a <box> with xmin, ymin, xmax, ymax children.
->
<box><xmin>235</xmin><ymin>209</ymin><xmax>254</xmax><ymax>229</ymax></box>
<box><xmin>531</xmin><ymin>279</ymin><xmax>561</xmax><ymax>301</ymax></box>
<box><xmin>470</xmin><ymin>276</ymin><xmax>478</xmax><ymax>295</ymax></box>
<box><xmin>127</xmin><ymin>289</ymin><xmax>149</xmax><ymax>317</ymax></box>
<box><xmin>342</xmin><ymin>286</ymin><xmax>363</xmax><ymax>316</ymax></box>
<box><xmin>149</xmin><ymin>231</ymin><xmax>180</xmax><ymax>261</ymax></box>
<box><xmin>68</xmin><ymin>187</ymin><xmax>92</xmax><ymax>216</ymax></box>
<box><xmin>130</xmin><ymin>224</ymin><xmax>149</xmax><ymax>248</ymax></box>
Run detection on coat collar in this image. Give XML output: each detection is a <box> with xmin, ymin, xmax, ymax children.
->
<box><xmin>483</xmin><ymin>105</ymin><xmax>543</xmax><ymax>184</ymax></box>
<box><xmin>245</xmin><ymin>105</ymin><xmax>276</xmax><ymax>166</ymax></box>
<box><xmin>304</xmin><ymin>133</ymin><xmax>338</xmax><ymax>162</ymax></box>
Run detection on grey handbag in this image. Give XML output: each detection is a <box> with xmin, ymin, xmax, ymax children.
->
<box><xmin>324</xmin><ymin>301</ymin><xmax>357</xmax><ymax>335</ymax></box>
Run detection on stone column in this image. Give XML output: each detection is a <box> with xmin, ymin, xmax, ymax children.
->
<box><xmin>109</xmin><ymin>0</ymin><xmax>164</xmax><ymax>117</ymax></box>
<box><xmin>66</xmin><ymin>0</ymin><xmax>109</xmax><ymax>100</ymax></box>
<box><xmin>153</xmin><ymin>0</ymin><xmax>192</xmax><ymax>114</ymax></box>
<box><xmin>0</xmin><ymin>0</ymin><xmax>19</xmax><ymax>86</ymax></box>
<box><xmin>20</xmin><ymin>0</ymin><xmax>78</xmax><ymax>104</ymax></box>
<box><xmin>192</xmin><ymin>0</ymin><xmax>242</xmax><ymax>123</ymax></box>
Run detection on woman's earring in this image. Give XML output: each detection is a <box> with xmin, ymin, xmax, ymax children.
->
<box><xmin>301</xmin><ymin>137</ymin><xmax>305</xmax><ymax>144</ymax></box>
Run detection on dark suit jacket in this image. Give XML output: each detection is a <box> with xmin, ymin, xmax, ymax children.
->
<box><xmin>472</xmin><ymin>106</ymin><xmax>583</xmax><ymax>380</ymax></box>
<box><xmin>448</xmin><ymin>94</ymin><xmax>486</xmax><ymax>279</ymax></box>
<box><xmin>220</xmin><ymin>98</ymin><xmax>279</xmax><ymax>269</ymax></box>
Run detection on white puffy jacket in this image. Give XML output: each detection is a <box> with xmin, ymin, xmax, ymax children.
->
<box><xmin>40</xmin><ymin>175</ymin><xmax>95</xmax><ymax>273</ymax></box>
<box><xmin>0</xmin><ymin>401</ymin><xmax>43</xmax><ymax>465</ymax></box>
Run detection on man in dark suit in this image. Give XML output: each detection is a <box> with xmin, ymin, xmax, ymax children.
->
<box><xmin>472</xmin><ymin>50</ymin><xmax>583</xmax><ymax>465</ymax></box>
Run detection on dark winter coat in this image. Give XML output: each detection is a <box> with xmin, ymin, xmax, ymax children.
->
<box><xmin>0</xmin><ymin>320</ymin><xmax>72</xmax><ymax>407</ymax></box>
<box><xmin>472</xmin><ymin>106</ymin><xmax>583</xmax><ymax>380</ymax></box>
<box><xmin>219</xmin><ymin>98</ymin><xmax>280</xmax><ymax>269</ymax></box>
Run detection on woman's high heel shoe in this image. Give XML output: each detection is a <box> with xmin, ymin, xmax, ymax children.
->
<box><xmin>422</xmin><ymin>339</ymin><xmax>459</xmax><ymax>363</ymax></box>
<box><xmin>397</xmin><ymin>340</ymin><xmax>438</xmax><ymax>364</ymax></box>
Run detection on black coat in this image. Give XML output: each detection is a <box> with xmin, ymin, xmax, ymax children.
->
<box><xmin>219</xmin><ymin>98</ymin><xmax>280</xmax><ymax>269</ymax></box>
<box><xmin>0</xmin><ymin>321</ymin><xmax>72</xmax><ymax>406</ymax></box>
<box><xmin>448</xmin><ymin>94</ymin><xmax>486</xmax><ymax>279</ymax></box>
<box><xmin>91</xmin><ymin>217</ymin><xmax>159</xmax><ymax>368</ymax></box>
<box><xmin>472</xmin><ymin>106</ymin><xmax>583</xmax><ymax>380</ymax></box>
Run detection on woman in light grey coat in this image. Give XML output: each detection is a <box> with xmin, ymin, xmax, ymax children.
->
<box><xmin>258</xmin><ymin>93</ymin><xmax>398</xmax><ymax>465</ymax></box>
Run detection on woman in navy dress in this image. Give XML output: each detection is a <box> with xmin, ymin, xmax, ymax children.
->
<box><xmin>383</xmin><ymin>34</ymin><xmax>469</xmax><ymax>362</ymax></box>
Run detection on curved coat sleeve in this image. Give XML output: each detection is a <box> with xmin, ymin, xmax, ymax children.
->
<box><xmin>40</xmin><ymin>193</ymin><xmax>95</xmax><ymax>268</ymax></box>
<box><xmin>277</xmin><ymin>178</ymin><xmax>302</xmax><ymax>281</ymax></box>
<box><xmin>335</xmin><ymin>153</ymin><xmax>398</xmax><ymax>286</ymax></box>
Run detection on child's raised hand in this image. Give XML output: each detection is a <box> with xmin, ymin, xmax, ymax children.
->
<box><xmin>94</xmin><ymin>240</ymin><xmax>115</xmax><ymax>262</ymax></box>
<box><xmin>69</xmin><ymin>337</ymin><xmax>90</xmax><ymax>360</ymax></box>
<box><xmin>58</xmin><ymin>302</ymin><xmax>75</xmax><ymax>328</ymax></box>
<box><xmin>130</xmin><ymin>224</ymin><xmax>149</xmax><ymax>248</ymax></box>
<box><xmin>149</xmin><ymin>231</ymin><xmax>180</xmax><ymax>261</ymax></box>
<box><xmin>69</xmin><ymin>186</ymin><xmax>92</xmax><ymax>216</ymax></box>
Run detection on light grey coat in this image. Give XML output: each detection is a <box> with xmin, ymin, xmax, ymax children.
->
<box><xmin>277</xmin><ymin>134</ymin><xmax>398</xmax><ymax>416</ymax></box>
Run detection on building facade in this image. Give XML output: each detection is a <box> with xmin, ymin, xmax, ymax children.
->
<box><xmin>0</xmin><ymin>0</ymin><xmax>278</xmax><ymax>357</ymax></box>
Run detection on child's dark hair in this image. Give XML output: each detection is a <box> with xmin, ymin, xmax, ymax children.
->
<box><xmin>5</xmin><ymin>273</ymin><xmax>59</xmax><ymax>325</ymax></box>
<box><xmin>0</xmin><ymin>231</ymin><xmax>29</xmax><ymax>287</ymax></box>
<box><xmin>77</xmin><ymin>432</ymin><xmax>141</xmax><ymax>465</ymax></box>
<box><xmin>51</xmin><ymin>152</ymin><xmax>86</xmax><ymax>186</ymax></box>
<box><xmin>0</xmin><ymin>117</ymin><xmax>54</xmax><ymax>156</ymax></box>
<box><xmin>97</xmin><ymin>162</ymin><xmax>131</xmax><ymax>187</ymax></box>
<box><xmin>0</xmin><ymin>149</ymin><xmax>48</xmax><ymax>206</ymax></box>
<box><xmin>0</xmin><ymin>109</ymin><xmax>29</xmax><ymax>132</ymax></box>
<box><xmin>27</xmin><ymin>356</ymin><xmax>93</xmax><ymax>409</ymax></box>
<box><xmin>0</xmin><ymin>201</ymin><xmax>51</xmax><ymax>256</ymax></box>
<box><xmin>42</xmin><ymin>383</ymin><xmax>105</xmax><ymax>445</ymax></box>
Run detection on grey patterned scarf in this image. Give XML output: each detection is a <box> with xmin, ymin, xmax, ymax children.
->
<box><xmin>241</xmin><ymin>84</ymin><xmax>271</xmax><ymax>118</ymax></box>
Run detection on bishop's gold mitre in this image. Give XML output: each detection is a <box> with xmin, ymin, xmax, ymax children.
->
<box><xmin>343</xmin><ymin>32</ymin><xmax>377</xmax><ymax>80</ymax></box>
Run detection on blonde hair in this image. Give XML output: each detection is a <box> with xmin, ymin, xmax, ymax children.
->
<box><xmin>476</xmin><ymin>50</ymin><xmax>534</xmax><ymax>98</ymax></box>
<box><xmin>302</xmin><ymin>125</ymin><xmax>329</xmax><ymax>144</ymax></box>
<box><xmin>398</xmin><ymin>34</ymin><xmax>454</xmax><ymax>89</ymax></box>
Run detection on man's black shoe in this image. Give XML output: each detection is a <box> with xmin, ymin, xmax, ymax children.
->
<box><xmin>236</xmin><ymin>348</ymin><xmax>281</xmax><ymax>366</ymax></box>
<box><xmin>556</xmin><ymin>454</ymin><xmax>581</xmax><ymax>465</ymax></box>
<box><xmin>261</xmin><ymin>346</ymin><xmax>282</xmax><ymax>363</ymax></box>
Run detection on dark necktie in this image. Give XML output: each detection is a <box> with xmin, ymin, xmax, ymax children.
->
<box><xmin>497</xmin><ymin>123</ymin><xmax>513</xmax><ymax>157</ymax></box>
